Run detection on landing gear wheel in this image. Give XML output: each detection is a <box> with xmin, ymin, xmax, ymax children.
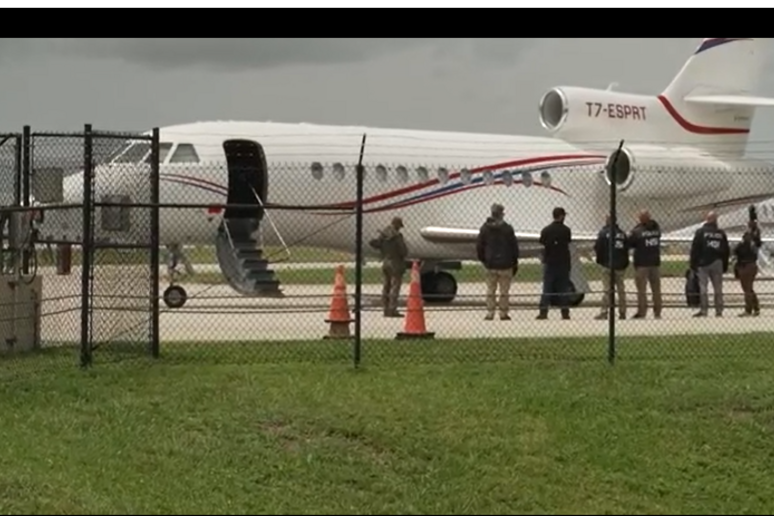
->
<box><xmin>550</xmin><ymin>280</ymin><xmax>584</xmax><ymax>308</ymax></box>
<box><xmin>420</xmin><ymin>271</ymin><xmax>458</xmax><ymax>304</ymax></box>
<box><xmin>163</xmin><ymin>285</ymin><xmax>188</xmax><ymax>309</ymax></box>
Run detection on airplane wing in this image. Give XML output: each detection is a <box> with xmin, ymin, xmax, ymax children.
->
<box><xmin>419</xmin><ymin>226</ymin><xmax>774</xmax><ymax>245</ymax></box>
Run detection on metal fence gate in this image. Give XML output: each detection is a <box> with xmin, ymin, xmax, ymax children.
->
<box><xmin>23</xmin><ymin>125</ymin><xmax>160</xmax><ymax>366</ymax></box>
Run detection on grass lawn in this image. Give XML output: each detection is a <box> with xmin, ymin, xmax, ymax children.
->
<box><xmin>185</xmin><ymin>259</ymin><xmax>690</xmax><ymax>286</ymax></box>
<box><xmin>2</xmin><ymin>335</ymin><xmax>774</xmax><ymax>514</ymax></box>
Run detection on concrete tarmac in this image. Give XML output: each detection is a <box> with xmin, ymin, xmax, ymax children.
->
<box><xmin>23</xmin><ymin>267</ymin><xmax>774</xmax><ymax>346</ymax></box>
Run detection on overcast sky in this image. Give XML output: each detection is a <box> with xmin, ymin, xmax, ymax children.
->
<box><xmin>1</xmin><ymin>38</ymin><xmax>773</xmax><ymax>142</ymax></box>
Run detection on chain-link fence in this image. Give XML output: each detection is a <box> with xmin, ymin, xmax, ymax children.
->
<box><xmin>3</xmin><ymin>128</ymin><xmax>774</xmax><ymax>375</ymax></box>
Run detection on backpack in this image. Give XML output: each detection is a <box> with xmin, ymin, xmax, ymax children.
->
<box><xmin>684</xmin><ymin>269</ymin><xmax>700</xmax><ymax>308</ymax></box>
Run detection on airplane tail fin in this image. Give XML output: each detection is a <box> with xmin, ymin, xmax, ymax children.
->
<box><xmin>660</xmin><ymin>38</ymin><xmax>770</xmax><ymax>156</ymax></box>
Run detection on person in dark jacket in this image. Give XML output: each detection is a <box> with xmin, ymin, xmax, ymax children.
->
<box><xmin>627</xmin><ymin>209</ymin><xmax>663</xmax><ymax>319</ymax></box>
<box><xmin>537</xmin><ymin>207</ymin><xmax>572</xmax><ymax>320</ymax></box>
<box><xmin>369</xmin><ymin>216</ymin><xmax>409</xmax><ymax>317</ymax></box>
<box><xmin>476</xmin><ymin>203</ymin><xmax>520</xmax><ymax>320</ymax></box>
<box><xmin>733</xmin><ymin>219</ymin><xmax>762</xmax><ymax>317</ymax></box>
<box><xmin>689</xmin><ymin>211</ymin><xmax>730</xmax><ymax>317</ymax></box>
<box><xmin>594</xmin><ymin>214</ymin><xmax>630</xmax><ymax>320</ymax></box>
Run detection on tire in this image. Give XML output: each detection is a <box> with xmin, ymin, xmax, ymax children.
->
<box><xmin>163</xmin><ymin>285</ymin><xmax>188</xmax><ymax>309</ymax></box>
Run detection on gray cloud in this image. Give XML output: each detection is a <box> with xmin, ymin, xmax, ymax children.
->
<box><xmin>0</xmin><ymin>38</ymin><xmax>453</xmax><ymax>71</ymax></box>
<box><xmin>0</xmin><ymin>38</ymin><xmax>771</xmax><ymax>154</ymax></box>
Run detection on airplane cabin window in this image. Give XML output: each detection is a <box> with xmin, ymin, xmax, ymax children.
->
<box><xmin>502</xmin><ymin>170</ymin><xmax>514</xmax><ymax>187</ymax></box>
<box><xmin>144</xmin><ymin>142</ymin><xmax>174</xmax><ymax>164</ymax></box>
<box><xmin>437</xmin><ymin>167</ymin><xmax>449</xmax><ymax>184</ymax></box>
<box><xmin>416</xmin><ymin>166</ymin><xmax>429</xmax><ymax>182</ymax></box>
<box><xmin>522</xmin><ymin>171</ymin><xmax>533</xmax><ymax>187</ymax></box>
<box><xmin>333</xmin><ymin>163</ymin><xmax>346</xmax><ymax>180</ymax></box>
<box><xmin>311</xmin><ymin>162</ymin><xmax>324</xmax><ymax>180</ymax></box>
<box><xmin>460</xmin><ymin>168</ymin><xmax>472</xmax><ymax>185</ymax></box>
<box><xmin>540</xmin><ymin>170</ymin><xmax>552</xmax><ymax>188</ymax></box>
<box><xmin>483</xmin><ymin>170</ymin><xmax>495</xmax><ymax>185</ymax></box>
<box><xmin>114</xmin><ymin>142</ymin><xmax>152</xmax><ymax>164</ymax></box>
<box><xmin>376</xmin><ymin>164</ymin><xmax>388</xmax><ymax>181</ymax></box>
<box><xmin>169</xmin><ymin>143</ymin><xmax>200</xmax><ymax>164</ymax></box>
<box><xmin>396</xmin><ymin>166</ymin><xmax>409</xmax><ymax>182</ymax></box>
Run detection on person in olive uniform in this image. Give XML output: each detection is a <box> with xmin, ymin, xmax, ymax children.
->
<box><xmin>628</xmin><ymin>209</ymin><xmax>663</xmax><ymax>319</ymax></box>
<box><xmin>733</xmin><ymin>219</ymin><xmax>762</xmax><ymax>317</ymax></box>
<box><xmin>537</xmin><ymin>207</ymin><xmax>572</xmax><ymax>320</ymax></box>
<box><xmin>476</xmin><ymin>203</ymin><xmax>520</xmax><ymax>321</ymax></box>
<box><xmin>689</xmin><ymin>211</ymin><xmax>730</xmax><ymax>317</ymax></box>
<box><xmin>369</xmin><ymin>216</ymin><xmax>409</xmax><ymax>317</ymax></box>
<box><xmin>594</xmin><ymin>214</ymin><xmax>630</xmax><ymax>320</ymax></box>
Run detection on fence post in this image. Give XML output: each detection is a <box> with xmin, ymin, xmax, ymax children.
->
<box><xmin>149</xmin><ymin>127</ymin><xmax>161</xmax><ymax>359</ymax></box>
<box><xmin>21</xmin><ymin>126</ymin><xmax>31</xmax><ymax>275</ymax></box>
<box><xmin>80</xmin><ymin>124</ymin><xmax>94</xmax><ymax>369</ymax></box>
<box><xmin>353</xmin><ymin>134</ymin><xmax>367</xmax><ymax>369</ymax></box>
<box><xmin>607</xmin><ymin>139</ymin><xmax>625</xmax><ymax>366</ymax></box>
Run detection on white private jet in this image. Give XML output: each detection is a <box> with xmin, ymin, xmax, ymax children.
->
<box><xmin>34</xmin><ymin>38</ymin><xmax>774</xmax><ymax>309</ymax></box>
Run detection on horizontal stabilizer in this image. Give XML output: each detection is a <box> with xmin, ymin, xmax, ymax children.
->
<box><xmin>684</xmin><ymin>94</ymin><xmax>774</xmax><ymax>107</ymax></box>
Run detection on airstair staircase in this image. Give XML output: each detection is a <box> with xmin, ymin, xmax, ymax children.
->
<box><xmin>215</xmin><ymin>188</ymin><xmax>289</xmax><ymax>297</ymax></box>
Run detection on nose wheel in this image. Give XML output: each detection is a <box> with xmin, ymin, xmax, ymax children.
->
<box><xmin>162</xmin><ymin>266</ymin><xmax>188</xmax><ymax>309</ymax></box>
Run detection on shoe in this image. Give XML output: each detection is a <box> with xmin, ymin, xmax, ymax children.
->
<box><xmin>754</xmin><ymin>311</ymin><xmax>761</xmax><ymax>317</ymax></box>
<box><xmin>536</xmin><ymin>312</ymin><xmax>548</xmax><ymax>320</ymax></box>
<box><xmin>594</xmin><ymin>313</ymin><xmax>607</xmax><ymax>320</ymax></box>
<box><xmin>654</xmin><ymin>314</ymin><xmax>662</xmax><ymax>320</ymax></box>
<box><xmin>499</xmin><ymin>315</ymin><xmax>511</xmax><ymax>321</ymax></box>
<box><xmin>561</xmin><ymin>312</ymin><xmax>570</xmax><ymax>320</ymax></box>
<box><xmin>484</xmin><ymin>314</ymin><xmax>494</xmax><ymax>321</ymax></box>
<box><xmin>384</xmin><ymin>312</ymin><xmax>403</xmax><ymax>318</ymax></box>
<box><xmin>632</xmin><ymin>313</ymin><xmax>645</xmax><ymax>319</ymax></box>
<box><xmin>738</xmin><ymin>312</ymin><xmax>752</xmax><ymax>317</ymax></box>
<box><xmin>693</xmin><ymin>312</ymin><xmax>707</xmax><ymax>318</ymax></box>
<box><xmin>619</xmin><ymin>313</ymin><xmax>626</xmax><ymax>320</ymax></box>
<box><xmin>715</xmin><ymin>313</ymin><xmax>723</xmax><ymax>318</ymax></box>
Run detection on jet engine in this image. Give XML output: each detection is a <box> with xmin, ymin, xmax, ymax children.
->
<box><xmin>538</xmin><ymin>86</ymin><xmax>652</xmax><ymax>144</ymax></box>
<box><xmin>603</xmin><ymin>144</ymin><xmax>753</xmax><ymax>199</ymax></box>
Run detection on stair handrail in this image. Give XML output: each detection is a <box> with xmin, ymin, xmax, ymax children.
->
<box><xmin>251</xmin><ymin>187</ymin><xmax>291</xmax><ymax>262</ymax></box>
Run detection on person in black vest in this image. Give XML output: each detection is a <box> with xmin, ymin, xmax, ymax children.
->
<box><xmin>594</xmin><ymin>214</ymin><xmax>630</xmax><ymax>320</ymax></box>
<box><xmin>537</xmin><ymin>207</ymin><xmax>572</xmax><ymax>320</ymax></box>
<box><xmin>689</xmin><ymin>211</ymin><xmax>730</xmax><ymax>317</ymax></box>
<box><xmin>733</xmin><ymin>219</ymin><xmax>762</xmax><ymax>317</ymax></box>
<box><xmin>628</xmin><ymin>209</ymin><xmax>663</xmax><ymax>319</ymax></box>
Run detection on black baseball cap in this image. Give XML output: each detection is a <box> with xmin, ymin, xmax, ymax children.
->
<box><xmin>552</xmin><ymin>207</ymin><xmax>567</xmax><ymax>218</ymax></box>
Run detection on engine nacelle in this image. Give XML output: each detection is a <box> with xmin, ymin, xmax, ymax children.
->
<box><xmin>539</xmin><ymin>86</ymin><xmax>652</xmax><ymax>144</ymax></box>
<box><xmin>603</xmin><ymin>144</ymin><xmax>756</xmax><ymax>199</ymax></box>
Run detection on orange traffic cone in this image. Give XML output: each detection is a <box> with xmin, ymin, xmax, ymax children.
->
<box><xmin>323</xmin><ymin>264</ymin><xmax>354</xmax><ymax>340</ymax></box>
<box><xmin>396</xmin><ymin>260</ymin><xmax>435</xmax><ymax>340</ymax></box>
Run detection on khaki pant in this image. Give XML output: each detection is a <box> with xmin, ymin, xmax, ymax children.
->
<box><xmin>486</xmin><ymin>269</ymin><xmax>513</xmax><ymax>317</ymax></box>
<box><xmin>634</xmin><ymin>266</ymin><xmax>662</xmax><ymax>317</ymax></box>
<box><xmin>600</xmin><ymin>269</ymin><xmax>627</xmax><ymax>316</ymax></box>
<box><xmin>381</xmin><ymin>263</ymin><xmax>404</xmax><ymax>315</ymax></box>
<box><xmin>737</xmin><ymin>262</ymin><xmax>759</xmax><ymax>314</ymax></box>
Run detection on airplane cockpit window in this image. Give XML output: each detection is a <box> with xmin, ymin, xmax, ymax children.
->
<box><xmin>460</xmin><ymin>168</ymin><xmax>472</xmax><ymax>185</ymax></box>
<box><xmin>311</xmin><ymin>162</ymin><xmax>324</xmax><ymax>180</ymax></box>
<box><xmin>396</xmin><ymin>166</ymin><xmax>409</xmax><ymax>182</ymax></box>
<box><xmin>169</xmin><ymin>143</ymin><xmax>200</xmax><ymax>164</ymax></box>
<box><xmin>333</xmin><ymin>163</ymin><xmax>346</xmax><ymax>180</ymax></box>
<box><xmin>502</xmin><ymin>170</ymin><xmax>514</xmax><ymax>187</ymax></box>
<box><xmin>113</xmin><ymin>142</ymin><xmax>152</xmax><ymax>164</ymax></box>
<box><xmin>416</xmin><ymin>166</ymin><xmax>429</xmax><ymax>182</ymax></box>
<box><xmin>144</xmin><ymin>142</ymin><xmax>174</xmax><ymax>164</ymax></box>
